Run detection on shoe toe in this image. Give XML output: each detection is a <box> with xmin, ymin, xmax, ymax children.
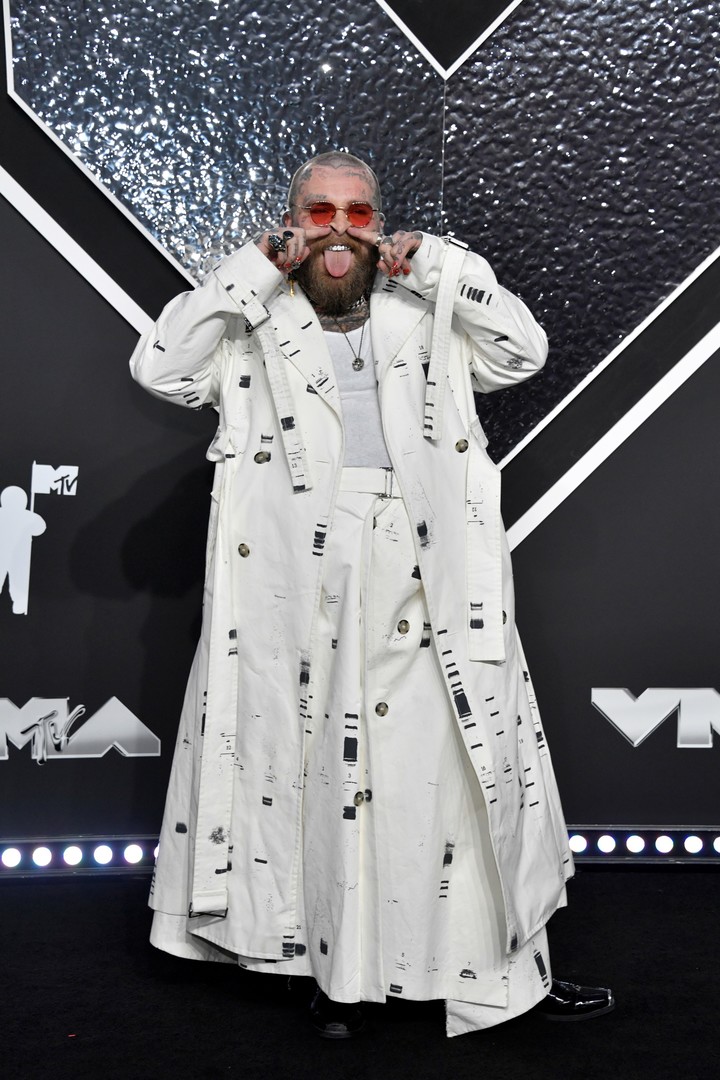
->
<box><xmin>539</xmin><ymin>978</ymin><xmax>615</xmax><ymax>1021</ymax></box>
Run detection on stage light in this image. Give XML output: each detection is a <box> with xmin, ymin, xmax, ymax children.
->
<box><xmin>63</xmin><ymin>846</ymin><xmax>83</xmax><ymax>866</ymax></box>
<box><xmin>597</xmin><ymin>834</ymin><xmax>616</xmax><ymax>854</ymax></box>
<box><xmin>655</xmin><ymin>835</ymin><xmax>674</xmax><ymax>854</ymax></box>
<box><xmin>2</xmin><ymin>848</ymin><xmax>22</xmax><ymax>869</ymax></box>
<box><xmin>626</xmin><ymin>835</ymin><xmax>645</xmax><ymax>854</ymax></box>
<box><xmin>569</xmin><ymin>834</ymin><xmax>588</xmax><ymax>854</ymax></box>
<box><xmin>123</xmin><ymin>844</ymin><xmax>143</xmax><ymax>864</ymax></box>
<box><xmin>684</xmin><ymin>835</ymin><xmax>703</xmax><ymax>855</ymax></box>
<box><xmin>32</xmin><ymin>846</ymin><xmax>52</xmax><ymax>867</ymax></box>
<box><xmin>154</xmin><ymin>844</ymin><xmax>160</xmax><ymax>858</ymax></box>
<box><xmin>93</xmin><ymin>844</ymin><xmax>113</xmax><ymax>865</ymax></box>
<box><xmin>714</xmin><ymin>837</ymin><xmax>720</xmax><ymax>855</ymax></box>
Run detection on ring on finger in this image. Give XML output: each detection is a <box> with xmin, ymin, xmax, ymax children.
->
<box><xmin>268</xmin><ymin>233</ymin><xmax>285</xmax><ymax>253</ymax></box>
<box><xmin>282</xmin><ymin>230</ymin><xmax>294</xmax><ymax>242</ymax></box>
<box><xmin>375</xmin><ymin>233</ymin><xmax>391</xmax><ymax>247</ymax></box>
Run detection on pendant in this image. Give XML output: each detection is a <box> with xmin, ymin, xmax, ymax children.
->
<box><xmin>352</xmin><ymin>357</ymin><xmax>365</xmax><ymax>371</ymax></box>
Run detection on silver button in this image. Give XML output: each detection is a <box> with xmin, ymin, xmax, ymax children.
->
<box><xmin>253</xmin><ymin>451</ymin><xmax>271</xmax><ymax>464</ymax></box>
<box><xmin>397</xmin><ymin>620</ymin><xmax>410</xmax><ymax>635</ymax></box>
<box><xmin>364</xmin><ymin>789</ymin><xmax>373</xmax><ymax>802</ymax></box>
<box><xmin>353</xmin><ymin>791</ymin><xmax>365</xmax><ymax>806</ymax></box>
<box><xmin>238</xmin><ymin>543</ymin><xmax>250</xmax><ymax>558</ymax></box>
<box><xmin>455</xmin><ymin>438</ymin><xmax>469</xmax><ymax>453</ymax></box>
<box><xmin>375</xmin><ymin>702</ymin><xmax>389</xmax><ymax>717</ymax></box>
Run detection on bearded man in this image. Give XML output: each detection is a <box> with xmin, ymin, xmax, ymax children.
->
<box><xmin>130</xmin><ymin>151</ymin><xmax>613</xmax><ymax>1038</ymax></box>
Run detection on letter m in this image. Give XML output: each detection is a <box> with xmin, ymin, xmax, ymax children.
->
<box><xmin>0</xmin><ymin>699</ymin><xmax>68</xmax><ymax>759</ymax></box>
<box><xmin>591</xmin><ymin>688</ymin><xmax>720</xmax><ymax>748</ymax></box>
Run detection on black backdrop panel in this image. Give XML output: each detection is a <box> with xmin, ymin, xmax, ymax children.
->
<box><xmin>512</xmin><ymin>349</ymin><xmax>720</xmax><ymax>825</ymax></box>
<box><xmin>0</xmin><ymin>196</ymin><xmax>213</xmax><ymax>835</ymax></box>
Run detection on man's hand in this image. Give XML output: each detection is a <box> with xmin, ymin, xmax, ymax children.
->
<box><xmin>347</xmin><ymin>227</ymin><xmax>423</xmax><ymax>277</ymax></box>
<box><xmin>255</xmin><ymin>226</ymin><xmax>331</xmax><ymax>271</ymax></box>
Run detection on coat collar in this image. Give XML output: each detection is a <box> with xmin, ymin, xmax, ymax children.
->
<box><xmin>267</xmin><ymin>273</ymin><xmax>429</xmax><ymax>409</ymax></box>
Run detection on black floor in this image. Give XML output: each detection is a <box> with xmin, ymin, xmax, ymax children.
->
<box><xmin>2</xmin><ymin>867</ymin><xmax>718</xmax><ymax>1080</ymax></box>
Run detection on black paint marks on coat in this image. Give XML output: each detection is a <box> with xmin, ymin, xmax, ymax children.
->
<box><xmin>294</xmin><ymin>943</ymin><xmax>307</xmax><ymax>956</ymax></box>
<box><xmin>238</xmin><ymin>375</ymin><xmax>251</xmax><ymax>388</ymax></box>
<box><xmin>214</xmin><ymin>866</ymin><xmax>228</xmax><ymax>875</ymax></box>
<box><xmin>280</xmin><ymin>416</ymin><xmax>295</xmax><ymax>431</ymax></box>
<box><xmin>459</xmin><ymin>969</ymin><xmax>478</xmax><ymax>980</ymax></box>
<box><xmin>534</xmin><ymin>950</ymin><xmax>550</xmax><ymax>988</ymax></box>
<box><xmin>262</xmin><ymin>796</ymin><xmax>273</xmax><ymax>806</ymax></box>
<box><xmin>299</xmin><ymin>656</ymin><xmax>311</xmax><ymax>686</ymax></box>
<box><xmin>416</xmin><ymin>520</ymin><xmax>431</xmax><ymax>548</ymax></box>
<box><xmin>443</xmin><ymin>841</ymin><xmax>455</xmax><ymax>867</ymax></box>
<box><xmin>312</xmin><ymin>523</ymin><xmax>327</xmax><ymax>557</ymax></box>
<box><xmin>320</xmin><ymin>939</ymin><xmax>328</xmax><ymax>955</ymax></box>
<box><xmin>306</xmin><ymin>384</ymin><xmax>318</xmax><ymax>394</ymax></box>
<box><xmin>411</xmin><ymin>564</ymin><xmax>421</xmax><ymax>580</ymax></box>
<box><xmin>343</xmin><ymin>737</ymin><xmax>358</xmax><ymax>764</ymax></box>
<box><xmin>420</xmin><ymin>622</ymin><xmax>432</xmax><ymax>648</ymax></box>
<box><xmin>228</xmin><ymin>627</ymin><xmax>238</xmax><ymax>657</ymax></box>
<box><xmin>439</xmin><ymin>879</ymin><xmax>449</xmax><ymax>899</ymax></box>
<box><xmin>153</xmin><ymin>340</ymin><xmax>166</xmax><ymax>352</ymax></box>
<box><xmin>331</xmin><ymin>638</ymin><xmax>338</xmax><ymax>649</ymax></box>
<box><xmin>343</xmin><ymin>805</ymin><xmax>357</xmax><ymax>820</ymax></box>
<box><xmin>175</xmin><ymin>822</ymin><xmax>188</xmax><ymax>834</ymax></box>
<box><xmin>470</xmin><ymin>601</ymin><xmax>484</xmax><ymax>630</ymax></box>
<box><xmin>442</xmin><ymin>649</ymin><xmax>472</xmax><ymax>720</ymax></box>
<box><xmin>209</xmin><ymin>826</ymin><xmax>226</xmax><ymax>845</ymax></box>
<box><xmin>510</xmin><ymin>933</ymin><xmax>519</xmax><ymax>952</ymax></box>
<box><xmin>389</xmin><ymin>983</ymin><xmax>404</xmax><ymax>994</ymax></box>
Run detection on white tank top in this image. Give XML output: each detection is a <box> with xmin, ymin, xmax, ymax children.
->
<box><xmin>324</xmin><ymin>326</ymin><xmax>392</xmax><ymax>468</ymax></box>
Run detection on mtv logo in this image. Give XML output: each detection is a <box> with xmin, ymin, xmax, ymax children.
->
<box><xmin>0</xmin><ymin>697</ymin><xmax>161</xmax><ymax>763</ymax></box>
<box><xmin>591</xmin><ymin>688</ymin><xmax>720</xmax><ymax>749</ymax></box>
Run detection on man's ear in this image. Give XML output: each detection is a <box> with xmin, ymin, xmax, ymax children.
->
<box><xmin>378</xmin><ymin>212</ymin><xmax>386</xmax><ymax>226</ymax></box>
<box><xmin>282</xmin><ymin>210</ymin><xmax>292</xmax><ymax>227</ymax></box>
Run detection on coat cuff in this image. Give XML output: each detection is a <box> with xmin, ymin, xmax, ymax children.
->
<box><xmin>213</xmin><ymin>243</ymin><xmax>285</xmax><ymax>328</ymax></box>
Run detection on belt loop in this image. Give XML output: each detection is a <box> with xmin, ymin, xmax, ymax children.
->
<box><xmin>384</xmin><ymin>468</ymin><xmax>393</xmax><ymax>498</ymax></box>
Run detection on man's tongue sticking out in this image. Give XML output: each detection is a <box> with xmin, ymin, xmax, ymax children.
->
<box><xmin>323</xmin><ymin>245</ymin><xmax>353</xmax><ymax>278</ymax></box>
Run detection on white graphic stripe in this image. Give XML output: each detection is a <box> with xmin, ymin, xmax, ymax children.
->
<box><xmin>375</xmin><ymin>1</ymin><xmax>527</xmax><ymax>79</ymax></box>
<box><xmin>0</xmin><ymin>165</ymin><xmax>153</xmax><ymax>334</ymax></box>
<box><xmin>507</xmin><ymin>321</ymin><xmax>720</xmax><ymax>550</ymax></box>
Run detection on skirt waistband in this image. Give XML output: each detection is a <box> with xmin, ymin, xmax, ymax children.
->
<box><xmin>339</xmin><ymin>467</ymin><xmax>401</xmax><ymax>497</ymax></box>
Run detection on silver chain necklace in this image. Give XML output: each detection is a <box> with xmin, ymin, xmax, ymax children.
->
<box><xmin>331</xmin><ymin>315</ymin><xmax>367</xmax><ymax>372</ymax></box>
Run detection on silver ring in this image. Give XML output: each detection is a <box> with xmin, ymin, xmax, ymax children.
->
<box><xmin>375</xmin><ymin>233</ymin><xmax>391</xmax><ymax>247</ymax></box>
<box><xmin>268</xmin><ymin>233</ymin><xmax>285</xmax><ymax>253</ymax></box>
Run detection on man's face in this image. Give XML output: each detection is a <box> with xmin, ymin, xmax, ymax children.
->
<box><xmin>286</xmin><ymin>164</ymin><xmax>381</xmax><ymax>315</ymax></box>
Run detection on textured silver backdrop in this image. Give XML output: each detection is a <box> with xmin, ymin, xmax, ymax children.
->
<box><xmin>7</xmin><ymin>0</ymin><xmax>720</xmax><ymax>456</ymax></box>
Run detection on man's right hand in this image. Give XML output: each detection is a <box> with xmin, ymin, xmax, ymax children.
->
<box><xmin>255</xmin><ymin>226</ymin><xmax>331</xmax><ymax>272</ymax></box>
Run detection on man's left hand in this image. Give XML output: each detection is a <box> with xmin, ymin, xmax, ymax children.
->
<box><xmin>347</xmin><ymin>227</ymin><xmax>423</xmax><ymax>277</ymax></box>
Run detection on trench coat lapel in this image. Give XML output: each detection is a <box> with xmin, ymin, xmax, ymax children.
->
<box><xmin>370</xmin><ymin>276</ymin><xmax>430</xmax><ymax>378</ymax></box>
<box><xmin>269</xmin><ymin>288</ymin><xmax>341</xmax><ymax>416</ymax></box>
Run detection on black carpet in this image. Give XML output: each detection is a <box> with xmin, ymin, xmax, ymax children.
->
<box><xmin>2</xmin><ymin>868</ymin><xmax>717</xmax><ymax>1080</ymax></box>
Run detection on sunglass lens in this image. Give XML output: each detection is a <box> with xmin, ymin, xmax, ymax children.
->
<box><xmin>309</xmin><ymin>202</ymin><xmax>335</xmax><ymax>225</ymax></box>
<box><xmin>347</xmin><ymin>203</ymin><xmax>373</xmax><ymax>226</ymax></box>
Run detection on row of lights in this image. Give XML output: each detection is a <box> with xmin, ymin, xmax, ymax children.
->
<box><xmin>568</xmin><ymin>829</ymin><xmax>720</xmax><ymax>860</ymax></box>
<box><xmin>1</xmin><ymin>830</ymin><xmax>720</xmax><ymax>874</ymax></box>
<box><xmin>0</xmin><ymin>839</ymin><xmax>158</xmax><ymax>874</ymax></box>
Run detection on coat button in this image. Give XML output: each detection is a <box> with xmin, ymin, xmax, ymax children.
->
<box><xmin>253</xmin><ymin>451</ymin><xmax>271</xmax><ymax>463</ymax></box>
<box><xmin>455</xmin><ymin>438</ymin><xmax>469</xmax><ymax>453</ymax></box>
<box><xmin>353</xmin><ymin>791</ymin><xmax>365</xmax><ymax>806</ymax></box>
<box><xmin>375</xmin><ymin>702</ymin><xmax>389</xmax><ymax>716</ymax></box>
<box><xmin>364</xmin><ymin>789</ymin><xmax>373</xmax><ymax>802</ymax></box>
<box><xmin>238</xmin><ymin>543</ymin><xmax>250</xmax><ymax>557</ymax></box>
<box><xmin>397</xmin><ymin>620</ymin><xmax>410</xmax><ymax>635</ymax></box>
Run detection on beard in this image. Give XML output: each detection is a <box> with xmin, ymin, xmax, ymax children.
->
<box><xmin>293</xmin><ymin>237</ymin><xmax>377</xmax><ymax>316</ymax></box>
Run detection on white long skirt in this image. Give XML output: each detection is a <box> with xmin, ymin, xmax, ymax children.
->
<box><xmin>151</xmin><ymin>477</ymin><xmax>552</xmax><ymax>1035</ymax></box>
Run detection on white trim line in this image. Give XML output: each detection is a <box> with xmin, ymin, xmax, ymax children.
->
<box><xmin>500</xmin><ymin>242</ymin><xmax>720</xmax><ymax>468</ymax></box>
<box><xmin>507</xmin><ymin>321</ymin><xmax>720</xmax><ymax>550</ymax></box>
<box><xmin>374</xmin><ymin>0</ymin><xmax>526</xmax><ymax>79</ymax></box>
<box><xmin>0</xmin><ymin>165</ymin><xmax>153</xmax><ymax>334</ymax></box>
<box><xmin>3</xmin><ymin>0</ymin><xmax>193</xmax><ymax>286</ymax></box>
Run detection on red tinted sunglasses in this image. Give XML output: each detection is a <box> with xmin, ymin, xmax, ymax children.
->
<box><xmin>293</xmin><ymin>201</ymin><xmax>378</xmax><ymax>227</ymax></box>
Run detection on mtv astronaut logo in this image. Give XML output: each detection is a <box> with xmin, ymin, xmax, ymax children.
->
<box><xmin>0</xmin><ymin>698</ymin><xmax>161</xmax><ymax>764</ymax></box>
<box><xmin>0</xmin><ymin>462</ymin><xmax>78</xmax><ymax>615</ymax></box>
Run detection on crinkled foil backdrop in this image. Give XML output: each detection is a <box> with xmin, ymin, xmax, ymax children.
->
<box><xmin>8</xmin><ymin>0</ymin><xmax>720</xmax><ymax>456</ymax></box>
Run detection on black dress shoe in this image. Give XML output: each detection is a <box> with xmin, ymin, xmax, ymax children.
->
<box><xmin>537</xmin><ymin>978</ymin><xmax>615</xmax><ymax>1021</ymax></box>
<box><xmin>310</xmin><ymin>988</ymin><xmax>366</xmax><ymax>1039</ymax></box>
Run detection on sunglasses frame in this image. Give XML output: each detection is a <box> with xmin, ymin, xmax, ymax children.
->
<box><xmin>292</xmin><ymin>201</ymin><xmax>379</xmax><ymax>227</ymax></box>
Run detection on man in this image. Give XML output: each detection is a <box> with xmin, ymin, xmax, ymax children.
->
<box><xmin>131</xmin><ymin>151</ymin><xmax>613</xmax><ymax>1038</ymax></box>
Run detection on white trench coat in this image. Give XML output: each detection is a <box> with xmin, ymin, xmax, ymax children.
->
<box><xmin>130</xmin><ymin>232</ymin><xmax>573</xmax><ymax>986</ymax></box>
